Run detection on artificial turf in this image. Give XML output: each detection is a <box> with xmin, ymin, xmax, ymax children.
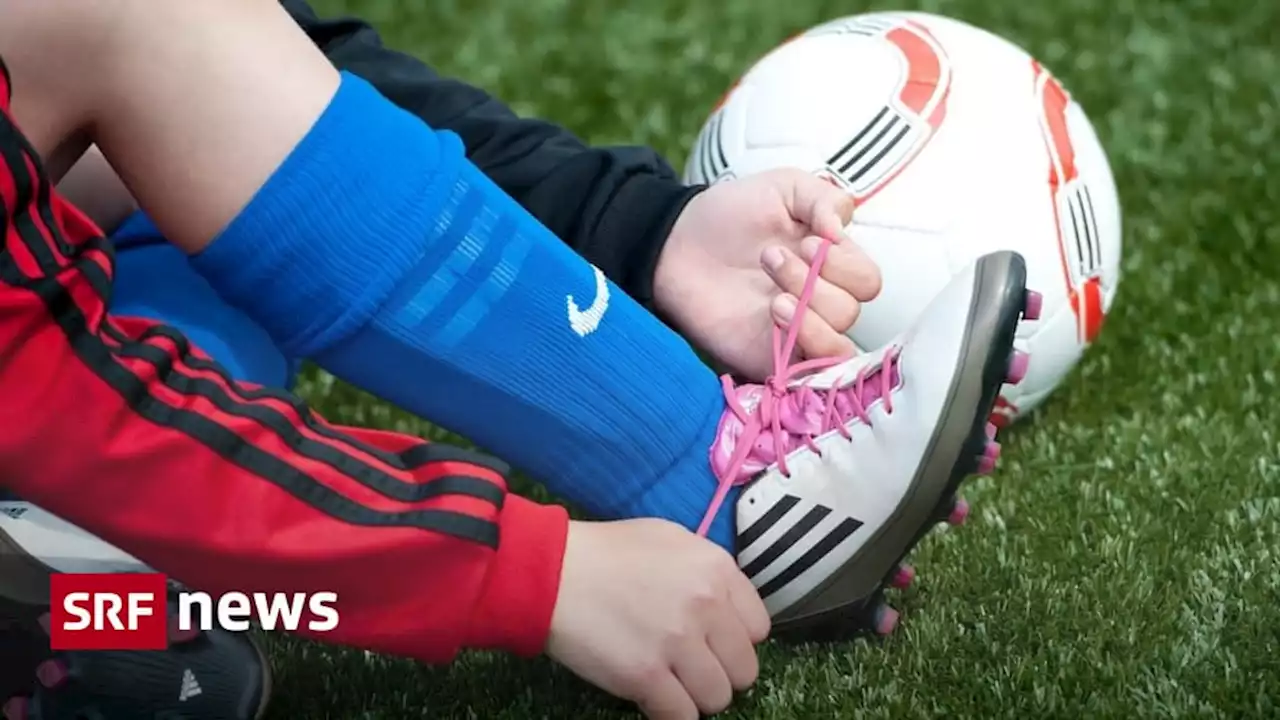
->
<box><xmin>270</xmin><ymin>0</ymin><xmax>1280</xmax><ymax>716</ymax></box>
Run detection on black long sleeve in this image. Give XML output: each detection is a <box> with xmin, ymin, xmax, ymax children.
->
<box><xmin>282</xmin><ymin>0</ymin><xmax>702</xmax><ymax>307</ymax></box>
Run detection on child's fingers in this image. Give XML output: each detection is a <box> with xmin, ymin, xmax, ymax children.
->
<box><xmin>798</xmin><ymin>236</ymin><xmax>882</xmax><ymax>303</ymax></box>
<box><xmin>770</xmin><ymin>293</ymin><xmax>859</xmax><ymax>360</ymax></box>
<box><xmin>761</xmin><ymin>245</ymin><xmax>861</xmax><ymax>333</ymax></box>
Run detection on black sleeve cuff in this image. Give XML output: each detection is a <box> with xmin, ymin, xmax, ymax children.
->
<box><xmin>591</xmin><ymin>174</ymin><xmax>706</xmax><ymax>309</ymax></box>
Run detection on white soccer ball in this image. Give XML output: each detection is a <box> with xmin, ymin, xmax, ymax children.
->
<box><xmin>684</xmin><ymin>12</ymin><xmax>1122</xmax><ymax>426</ymax></box>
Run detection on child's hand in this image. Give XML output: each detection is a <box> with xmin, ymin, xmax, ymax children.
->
<box><xmin>546</xmin><ymin>519</ymin><xmax>769</xmax><ymax>719</ymax></box>
<box><xmin>654</xmin><ymin>169</ymin><xmax>880</xmax><ymax>380</ymax></box>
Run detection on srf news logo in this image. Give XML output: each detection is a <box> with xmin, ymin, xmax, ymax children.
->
<box><xmin>49</xmin><ymin>573</ymin><xmax>339</xmax><ymax>650</ymax></box>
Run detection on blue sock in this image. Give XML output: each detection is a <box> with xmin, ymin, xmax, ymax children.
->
<box><xmin>188</xmin><ymin>73</ymin><xmax>738</xmax><ymax>548</ymax></box>
<box><xmin>110</xmin><ymin>212</ymin><xmax>295</xmax><ymax>389</ymax></box>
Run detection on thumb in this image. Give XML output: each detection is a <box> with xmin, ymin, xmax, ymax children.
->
<box><xmin>778</xmin><ymin>169</ymin><xmax>855</xmax><ymax>243</ymax></box>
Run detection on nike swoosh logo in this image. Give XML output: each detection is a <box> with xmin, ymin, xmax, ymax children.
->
<box><xmin>566</xmin><ymin>266</ymin><xmax>610</xmax><ymax>337</ymax></box>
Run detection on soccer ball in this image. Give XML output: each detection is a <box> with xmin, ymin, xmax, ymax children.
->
<box><xmin>684</xmin><ymin>12</ymin><xmax>1122</xmax><ymax>425</ymax></box>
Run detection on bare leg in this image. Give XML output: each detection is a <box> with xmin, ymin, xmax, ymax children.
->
<box><xmin>0</xmin><ymin>0</ymin><xmax>338</xmax><ymax>251</ymax></box>
<box><xmin>56</xmin><ymin>146</ymin><xmax>137</xmax><ymax>233</ymax></box>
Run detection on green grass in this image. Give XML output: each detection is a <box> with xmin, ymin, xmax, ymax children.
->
<box><xmin>270</xmin><ymin>0</ymin><xmax>1280</xmax><ymax>716</ymax></box>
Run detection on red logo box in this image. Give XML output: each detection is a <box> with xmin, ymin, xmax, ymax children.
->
<box><xmin>48</xmin><ymin>573</ymin><xmax>169</xmax><ymax>650</ymax></box>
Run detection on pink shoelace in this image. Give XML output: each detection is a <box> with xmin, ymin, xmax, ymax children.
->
<box><xmin>697</xmin><ymin>239</ymin><xmax>901</xmax><ymax>536</ymax></box>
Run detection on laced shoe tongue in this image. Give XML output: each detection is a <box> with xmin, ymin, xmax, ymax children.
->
<box><xmin>837</xmin><ymin>358</ymin><xmax>901</xmax><ymax>417</ymax></box>
<box><xmin>710</xmin><ymin>356</ymin><xmax>901</xmax><ymax>486</ymax></box>
<box><xmin>710</xmin><ymin>385</ymin><xmax>772</xmax><ymax>482</ymax></box>
<box><xmin>777</xmin><ymin>387</ymin><xmax>828</xmax><ymax>435</ymax></box>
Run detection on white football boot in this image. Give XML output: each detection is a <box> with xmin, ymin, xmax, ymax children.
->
<box><xmin>701</xmin><ymin>249</ymin><xmax>1039</xmax><ymax>640</ymax></box>
<box><xmin>0</xmin><ymin>500</ymin><xmax>156</xmax><ymax>605</ymax></box>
